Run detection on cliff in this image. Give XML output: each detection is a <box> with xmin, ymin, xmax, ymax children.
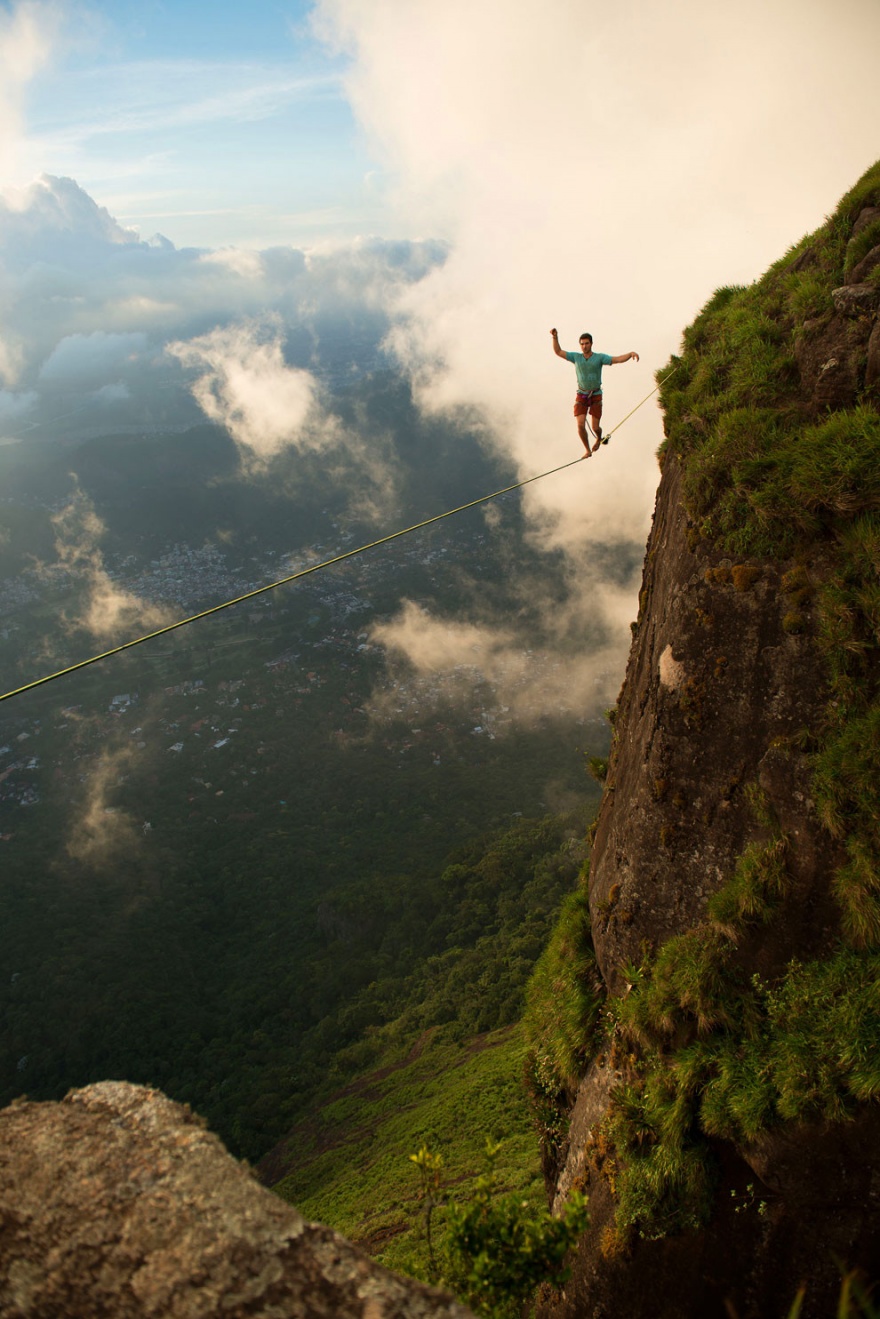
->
<box><xmin>533</xmin><ymin>161</ymin><xmax>880</xmax><ymax>1316</ymax></box>
<box><xmin>0</xmin><ymin>1081</ymin><xmax>473</xmax><ymax>1319</ymax></box>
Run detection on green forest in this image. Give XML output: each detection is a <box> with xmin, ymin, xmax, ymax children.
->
<box><xmin>0</xmin><ymin>392</ymin><xmax>616</xmax><ymax>1168</ymax></box>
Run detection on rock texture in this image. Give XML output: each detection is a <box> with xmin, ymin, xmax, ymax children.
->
<box><xmin>791</xmin><ymin>203</ymin><xmax>880</xmax><ymax>409</ymax></box>
<box><xmin>0</xmin><ymin>1082</ymin><xmax>473</xmax><ymax>1319</ymax></box>
<box><xmin>831</xmin><ymin>282</ymin><xmax>880</xmax><ymax>318</ymax></box>
<box><xmin>587</xmin><ymin>453</ymin><xmax>841</xmax><ymax>993</ymax></box>
<box><xmin>794</xmin><ymin>311</ymin><xmax>866</xmax><ymax>409</ymax></box>
<box><xmin>868</xmin><ymin>316</ymin><xmax>880</xmax><ymax>389</ymax></box>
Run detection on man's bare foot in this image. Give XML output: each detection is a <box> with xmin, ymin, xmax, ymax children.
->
<box><xmin>591</xmin><ymin>440</ymin><xmax>601</xmax><ymax>453</ymax></box>
<box><xmin>582</xmin><ymin>446</ymin><xmax>592</xmax><ymax>457</ymax></box>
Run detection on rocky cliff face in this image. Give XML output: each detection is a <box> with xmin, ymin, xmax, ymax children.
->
<box><xmin>537</xmin><ymin>164</ymin><xmax>880</xmax><ymax>1318</ymax></box>
<box><xmin>590</xmin><ymin>451</ymin><xmax>839</xmax><ymax>989</ymax></box>
<box><xmin>0</xmin><ymin>1082</ymin><xmax>473</xmax><ymax>1319</ymax></box>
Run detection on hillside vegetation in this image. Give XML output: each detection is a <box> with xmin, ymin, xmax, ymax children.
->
<box><xmin>263</xmin><ymin>817</ymin><xmax>594</xmax><ymax>1311</ymax></box>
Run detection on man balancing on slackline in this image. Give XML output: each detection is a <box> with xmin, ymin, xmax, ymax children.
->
<box><xmin>550</xmin><ymin>328</ymin><xmax>639</xmax><ymax>456</ymax></box>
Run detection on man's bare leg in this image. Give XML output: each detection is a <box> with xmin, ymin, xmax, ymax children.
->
<box><xmin>590</xmin><ymin>409</ymin><xmax>603</xmax><ymax>452</ymax></box>
<box><xmin>576</xmin><ymin>415</ymin><xmax>593</xmax><ymax>456</ymax></box>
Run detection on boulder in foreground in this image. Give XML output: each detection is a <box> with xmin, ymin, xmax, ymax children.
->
<box><xmin>0</xmin><ymin>1081</ymin><xmax>473</xmax><ymax>1319</ymax></box>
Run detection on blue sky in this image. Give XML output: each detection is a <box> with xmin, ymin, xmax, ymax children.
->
<box><xmin>18</xmin><ymin>0</ymin><xmax>378</xmax><ymax>247</ymax></box>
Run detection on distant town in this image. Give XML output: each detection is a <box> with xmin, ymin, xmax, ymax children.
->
<box><xmin>0</xmin><ymin>513</ymin><xmax>610</xmax><ymax>830</ymax></box>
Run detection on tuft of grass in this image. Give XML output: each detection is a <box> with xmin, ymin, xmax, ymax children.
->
<box><xmin>522</xmin><ymin>880</ymin><xmax>605</xmax><ymax>1154</ymax></box>
<box><xmin>832</xmin><ymin>840</ymin><xmax>880</xmax><ymax>949</ymax></box>
<box><xmin>619</xmin><ymin>928</ymin><xmax>740</xmax><ymax>1039</ymax></box>
<box><xmin>707</xmin><ymin>835</ymin><xmax>790</xmax><ymax>930</ymax></box>
<box><xmin>612</xmin><ymin>1116</ymin><xmax>716</xmax><ymax>1241</ymax></box>
<box><xmin>834</xmin><ymin>160</ymin><xmax>880</xmax><ymax>228</ymax></box>
<box><xmin>787</xmin><ymin>409</ymin><xmax>880</xmax><ymax>518</ymax></box>
<box><xmin>699</xmin><ymin>1034</ymin><xmax>776</xmax><ymax>1143</ymax></box>
<box><xmin>731</xmin><ymin>563</ymin><xmax>762</xmax><ymax>592</ymax></box>
<box><xmin>813</xmin><ymin>709</ymin><xmax>880</xmax><ymax>840</ymax></box>
<box><xmin>789</xmin><ymin>270</ymin><xmax>831</xmax><ymax>320</ymax></box>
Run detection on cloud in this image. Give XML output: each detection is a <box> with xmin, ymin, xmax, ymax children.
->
<box><xmin>38</xmin><ymin>61</ymin><xmax>339</xmax><ymax>144</ymax></box>
<box><xmin>0</xmin><ymin>334</ymin><xmax>25</xmax><ymax>387</ymax></box>
<box><xmin>0</xmin><ymin>386</ymin><xmax>37</xmax><ymax>424</ymax></box>
<box><xmin>316</xmin><ymin>0</ymin><xmax>880</xmax><ymax>553</ymax></box>
<box><xmin>368</xmin><ymin>551</ymin><xmax>636</xmax><ymax>729</ymax></box>
<box><xmin>92</xmin><ymin>381</ymin><xmax>130</xmax><ymax>404</ymax></box>
<box><xmin>65</xmin><ymin>740</ymin><xmax>139</xmax><ymax>869</ymax></box>
<box><xmin>198</xmin><ymin>247</ymin><xmax>264</xmax><ymax>279</ymax></box>
<box><xmin>0</xmin><ymin>174</ymin><xmax>447</xmax><ymax>442</ymax></box>
<box><xmin>38</xmin><ymin>330</ymin><xmax>148</xmax><ymax>385</ymax></box>
<box><xmin>49</xmin><ymin>485</ymin><xmax>171</xmax><ymax>643</ymax></box>
<box><xmin>303</xmin><ymin>236</ymin><xmax>448</xmax><ymax>308</ymax></box>
<box><xmin>0</xmin><ymin>2</ymin><xmax>56</xmax><ymax>183</ymax></box>
<box><xmin>0</xmin><ymin>172</ymin><xmax>138</xmax><ymax>253</ymax></box>
<box><xmin>166</xmin><ymin>317</ymin><xmax>338</xmax><ymax>465</ymax></box>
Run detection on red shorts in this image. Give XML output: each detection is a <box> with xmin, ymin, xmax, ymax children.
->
<box><xmin>574</xmin><ymin>390</ymin><xmax>603</xmax><ymax>419</ymax></box>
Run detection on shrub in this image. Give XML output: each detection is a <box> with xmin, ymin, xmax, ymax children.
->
<box><xmin>410</xmin><ymin>1140</ymin><xmax>589</xmax><ymax>1318</ymax></box>
<box><xmin>448</xmin><ymin>1157</ymin><xmax>588</xmax><ymax>1316</ymax></box>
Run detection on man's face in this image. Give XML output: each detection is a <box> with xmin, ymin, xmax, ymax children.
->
<box><xmin>579</xmin><ymin>337</ymin><xmax>592</xmax><ymax>354</ymax></box>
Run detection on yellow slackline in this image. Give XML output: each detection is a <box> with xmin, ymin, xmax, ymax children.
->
<box><xmin>0</xmin><ymin>367</ymin><xmax>674</xmax><ymax>706</ymax></box>
<box><xmin>604</xmin><ymin>367</ymin><xmax>676</xmax><ymax>440</ymax></box>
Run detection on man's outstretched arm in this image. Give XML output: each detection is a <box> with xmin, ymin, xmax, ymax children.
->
<box><xmin>550</xmin><ymin>328</ymin><xmax>569</xmax><ymax>360</ymax></box>
<box><xmin>609</xmin><ymin>351</ymin><xmax>640</xmax><ymax>364</ymax></box>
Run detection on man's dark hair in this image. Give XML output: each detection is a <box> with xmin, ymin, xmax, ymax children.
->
<box><xmin>579</xmin><ymin>332</ymin><xmax>592</xmax><ymax>342</ymax></box>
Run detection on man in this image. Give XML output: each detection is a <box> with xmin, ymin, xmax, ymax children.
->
<box><xmin>550</xmin><ymin>329</ymin><xmax>639</xmax><ymax>456</ymax></box>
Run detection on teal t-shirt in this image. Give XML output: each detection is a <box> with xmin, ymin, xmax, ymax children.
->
<box><xmin>564</xmin><ymin>350</ymin><xmax>613</xmax><ymax>393</ymax></box>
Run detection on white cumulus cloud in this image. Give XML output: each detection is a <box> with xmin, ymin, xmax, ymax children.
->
<box><xmin>48</xmin><ymin>485</ymin><xmax>171</xmax><ymax>643</ymax></box>
<box><xmin>369</xmin><ymin>593</ymin><xmax>629</xmax><ymax>729</ymax></box>
<box><xmin>167</xmin><ymin>318</ymin><xmax>337</xmax><ymax>465</ymax></box>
